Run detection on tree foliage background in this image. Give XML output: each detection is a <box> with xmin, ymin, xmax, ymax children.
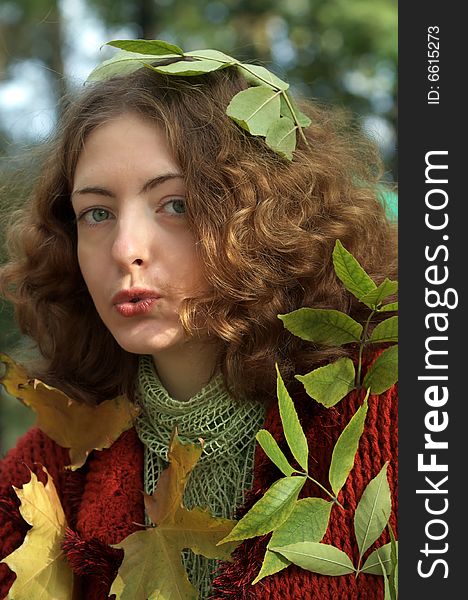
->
<box><xmin>0</xmin><ymin>0</ymin><xmax>397</xmax><ymax>453</ymax></box>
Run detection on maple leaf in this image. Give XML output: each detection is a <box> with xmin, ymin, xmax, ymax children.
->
<box><xmin>0</xmin><ymin>353</ymin><xmax>140</xmax><ymax>470</ymax></box>
<box><xmin>110</xmin><ymin>430</ymin><xmax>239</xmax><ymax>600</ymax></box>
<box><xmin>1</xmin><ymin>466</ymin><xmax>74</xmax><ymax>600</ymax></box>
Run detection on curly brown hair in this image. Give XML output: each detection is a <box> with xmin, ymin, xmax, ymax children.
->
<box><xmin>0</xmin><ymin>65</ymin><xmax>397</xmax><ymax>405</ymax></box>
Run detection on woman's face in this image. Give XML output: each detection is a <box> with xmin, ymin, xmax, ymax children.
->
<box><xmin>71</xmin><ymin>112</ymin><xmax>207</xmax><ymax>356</ymax></box>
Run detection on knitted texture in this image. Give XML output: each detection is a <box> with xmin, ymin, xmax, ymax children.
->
<box><xmin>134</xmin><ymin>354</ymin><xmax>265</xmax><ymax>599</ymax></box>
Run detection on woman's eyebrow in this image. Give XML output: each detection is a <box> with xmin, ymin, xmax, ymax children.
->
<box><xmin>140</xmin><ymin>173</ymin><xmax>184</xmax><ymax>194</ymax></box>
<box><xmin>71</xmin><ymin>172</ymin><xmax>184</xmax><ymax>198</ymax></box>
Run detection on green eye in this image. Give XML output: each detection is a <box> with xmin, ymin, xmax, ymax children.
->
<box><xmin>165</xmin><ymin>199</ymin><xmax>186</xmax><ymax>214</ymax></box>
<box><xmin>172</xmin><ymin>199</ymin><xmax>186</xmax><ymax>214</ymax></box>
<box><xmin>92</xmin><ymin>208</ymin><xmax>110</xmax><ymax>222</ymax></box>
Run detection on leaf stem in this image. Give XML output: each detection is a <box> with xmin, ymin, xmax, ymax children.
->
<box><xmin>356</xmin><ymin>550</ymin><xmax>365</xmax><ymax>576</ymax></box>
<box><xmin>282</xmin><ymin>92</ymin><xmax>310</xmax><ymax>148</ymax></box>
<box><xmin>186</xmin><ymin>53</ymin><xmax>240</xmax><ymax>66</ymax></box>
<box><xmin>356</xmin><ymin>310</ymin><xmax>376</xmax><ymax>388</ymax></box>
<box><xmin>297</xmin><ymin>472</ymin><xmax>344</xmax><ymax>509</ymax></box>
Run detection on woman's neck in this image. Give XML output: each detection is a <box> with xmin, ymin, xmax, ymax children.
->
<box><xmin>151</xmin><ymin>338</ymin><xmax>221</xmax><ymax>401</ymax></box>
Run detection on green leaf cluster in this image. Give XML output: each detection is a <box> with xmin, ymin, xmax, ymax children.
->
<box><xmin>87</xmin><ymin>39</ymin><xmax>312</xmax><ymax>161</ymax></box>
<box><xmin>218</xmin><ymin>366</ymin><xmax>372</xmax><ymax>584</ymax></box>
<box><xmin>270</xmin><ymin>464</ymin><xmax>397</xmax><ymax>596</ymax></box>
<box><xmin>219</xmin><ymin>240</ymin><xmax>398</xmax><ymax>590</ymax></box>
<box><xmin>280</xmin><ymin>239</ymin><xmax>398</xmax><ymax>406</ymax></box>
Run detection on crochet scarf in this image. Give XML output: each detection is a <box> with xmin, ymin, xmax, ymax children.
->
<box><xmin>134</xmin><ymin>354</ymin><xmax>265</xmax><ymax>599</ymax></box>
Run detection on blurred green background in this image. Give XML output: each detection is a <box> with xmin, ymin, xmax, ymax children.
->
<box><xmin>0</xmin><ymin>0</ymin><xmax>397</xmax><ymax>455</ymax></box>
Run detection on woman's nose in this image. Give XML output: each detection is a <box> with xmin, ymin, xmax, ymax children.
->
<box><xmin>110</xmin><ymin>211</ymin><xmax>151</xmax><ymax>269</ymax></box>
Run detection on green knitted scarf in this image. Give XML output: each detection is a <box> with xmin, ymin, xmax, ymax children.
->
<box><xmin>134</xmin><ymin>354</ymin><xmax>265</xmax><ymax>599</ymax></box>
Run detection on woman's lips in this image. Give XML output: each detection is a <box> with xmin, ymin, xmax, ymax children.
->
<box><xmin>114</xmin><ymin>297</ymin><xmax>159</xmax><ymax>317</ymax></box>
<box><xmin>112</xmin><ymin>287</ymin><xmax>161</xmax><ymax>317</ymax></box>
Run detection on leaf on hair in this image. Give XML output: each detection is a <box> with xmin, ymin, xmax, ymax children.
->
<box><xmin>107</xmin><ymin>39</ymin><xmax>184</xmax><ymax>56</ymax></box>
<box><xmin>185</xmin><ymin>48</ymin><xmax>237</xmax><ymax>63</ymax></box>
<box><xmin>150</xmin><ymin>59</ymin><xmax>231</xmax><ymax>76</ymax></box>
<box><xmin>280</xmin><ymin>93</ymin><xmax>312</xmax><ymax>127</ymax></box>
<box><xmin>240</xmin><ymin>63</ymin><xmax>289</xmax><ymax>91</ymax></box>
<box><xmin>265</xmin><ymin>117</ymin><xmax>297</xmax><ymax>160</ymax></box>
<box><xmin>86</xmin><ymin>50</ymin><xmax>168</xmax><ymax>82</ymax></box>
<box><xmin>227</xmin><ymin>86</ymin><xmax>282</xmax><ymax>137</ymax></box>
<box><xmin>92</xmin><ymin>39</ymin><xmax>312</xmax><ymax>159</ymax></box>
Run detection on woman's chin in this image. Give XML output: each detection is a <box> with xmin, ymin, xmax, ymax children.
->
<box><xmin>111</xmin><ymin>328</ymin><xmax>185</xmax><ymax>356</ymax></box>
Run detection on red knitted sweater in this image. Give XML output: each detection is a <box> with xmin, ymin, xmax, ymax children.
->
<box><xmin>0</xmin><ymin>358</ymin><xmax>397</xmax><ymax>599</ymax></box>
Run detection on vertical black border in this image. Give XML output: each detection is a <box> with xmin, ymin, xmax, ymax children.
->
<box><xmin>399</xmin><ymin>2</ymin><xmax>464</xmax><ymax>596</ymax></box>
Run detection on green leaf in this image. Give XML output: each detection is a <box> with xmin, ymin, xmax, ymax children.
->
<box><xmin>256</xmin><ymin>429</ymin><xmax>294</xmax><ymax>477</ymax></box>
<box><xmin>185</xmin><ymin>49</ymin><xmax>236</xmax><ymax>63</ymax></box>
<box><xmin>278</xmin><ymin>308</ymin><xmax>363</xmax><ymax>345</ymax></box>
<box><xmin>276</xmin><ymin>365</ymin><xmax>309</xmax><ymax>471</ymax></box>
<box><xmin>329</xmin><ymin>392</ymin><xmax>369</xmax><ymax>496</ymax></box>
<box><xmin>253</xmin><ymin>497</ymin><xmax>332</xmax><ymax>584</ymax></box>
<box><xmin>226</xmin><ymin>86</ymin><xmax>281</xmax><ymax>136</ymax></box>
<box><xmin>240</xmin><ymin>63</ymin><xmax>289</xmax><ymax>90</ymax></box>
<box><xmin>354</xmin><ymin>463</ymin><xmax>391</xmax><ymax>558</ymax></box>
<box><xmin>379</xmin><ymin>301</ymin><xmax>398</xmax><ymax>313</ymax></box>
<box><xmin>360</xmin><ymin>279</ymin><xmax>398</xmax><ymax>309</ymax></box>
<box><xmin>86</xmin><ymin>51</ymin><xmax>156</xmax><ymax>82</ymax></box>
<box><xmin>332</xmin><ymin>240</ymin><xmax>376</xmax><ymax>301</ymax></box>
<box><xmin>218</xmin><ymin>476</ymin><xmax>306</xmax><ymax>544</ymax></box>
<box><xmin>369</xmin><ymin>316</ymin><xmax>398</xmax><ymax>344</ymax></box>
<box><xmin>271</xmin><ymin>542</ymin><xmax>355</xmax><ymax>576</ymax></box>
<box><xmin>107</xmin><ymin>39</ymin><xmax>184</xmax><ymax>56</ymax></box>
<box><xmin>363</xmin><ymin>345</ymin><xmax>398</xmax><ymax>394</ymax></box>
<box><xmin>280</xmin><ymin>93</ymin><xmax>312</xmax><ymax>127</ymax></box>
<box><xmin>150</xmin><ymin>59</ymin><xmax>229</xmax><ymax>76</ymax></box>
<box><xmin>296</xmin><ymin>357</ymin><xmax>355</xmax><ymax>407</ymax></box>
<box><xmin>361</xmin><ymin>542</ymin><xmax>397</xmax><ymax>575</ymax></box>
<box><xmin>388</xmin><ymin>523</ymin><xmax>398</xmax><ymax>599</ymax></box>
<box><xmin>377</xmin><ymin>552</ymin><xmax>392</xmax><ymax>600</ymax></box>
<box><xmin>265</xmin><ymin>117</ymin><xmax>297</xmax><ymax>160</ymax></box>
<box><xmin>270</xmin><ymin>498</ymin><xmax>332</xmax><ymax>547</ymax></box>
<box><xmin>251</xmin><ymin>550</ymin><xmax>289</xmax><ymax>585</ymax></box>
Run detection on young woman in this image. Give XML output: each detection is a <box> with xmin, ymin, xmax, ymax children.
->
<box><xmin>0</xmin><ymin>46</ymin><xmax>397</xmax><ymax>599</ymax></box>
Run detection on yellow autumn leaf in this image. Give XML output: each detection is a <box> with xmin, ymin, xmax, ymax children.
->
<box><xmin>110</xmin><ymin>430</ymin><xmax>239</xmax><ymax>600</ymax></box>
<box><xmin>0</xmin><ymin>353</ymin><xmax>140</xmax><ymax>470</ymax></box>
<box><xmin>145</xmin><ymin>428</ymin><xmax>204</xmax><ymax>524</ymax></box>
<box><xmin>1</xmin><ymin>467</ymin><xmax>74</xmax><ymax>600</ymax></box>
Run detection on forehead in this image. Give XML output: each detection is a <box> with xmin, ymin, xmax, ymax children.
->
<box><xmin>73</xmin><ymin>113</ymin><xmax>179</xmax><ymax>185</ymax></box>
